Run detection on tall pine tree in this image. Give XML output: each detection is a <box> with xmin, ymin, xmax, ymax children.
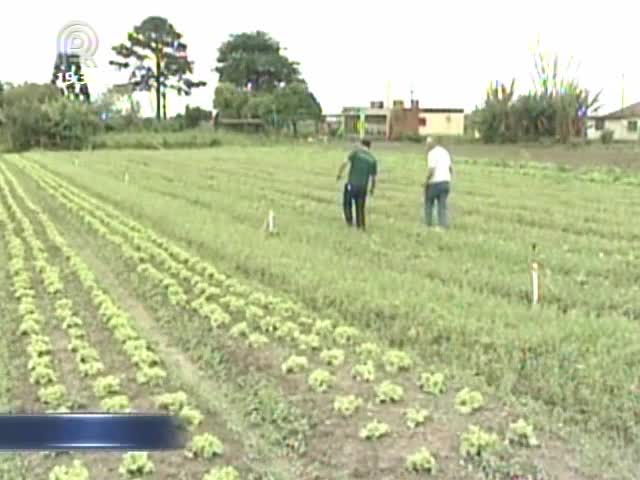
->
<box><xmin>110</xmin><ymin>16</ymin><xmax>205</xmax><ymax>120</ymax></box>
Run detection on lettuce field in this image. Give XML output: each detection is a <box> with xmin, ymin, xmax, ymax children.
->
<box><xmin>0</xmin><ymin>143</ymin><xmax>638</xmax><ymax>479</ymax></box>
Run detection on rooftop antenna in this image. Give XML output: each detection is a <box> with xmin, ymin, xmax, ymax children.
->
<box><xmin>385</xmin><ymin>80</ymin><xmax>392</xmax><ymax>141</ymax></box>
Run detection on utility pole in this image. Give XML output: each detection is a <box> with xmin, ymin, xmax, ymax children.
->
<box><xmin>385</xmin><ymin>81</ymin><xmax>392</xmax><ymax>141</ymax></box>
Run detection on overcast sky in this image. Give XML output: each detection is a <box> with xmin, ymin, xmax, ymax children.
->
<box><xmin>2</xmin><ymin>0</ymin><xmax>638</xmax><ymax>117</ymax></box>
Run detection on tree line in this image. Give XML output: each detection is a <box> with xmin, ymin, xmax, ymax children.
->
<box><xmin>0</xmin><ymin>17</ymin><xmax>604</xmax><ymax>151</ymax></box>
<box><xmin>0</xmin><ymin>16</ymin><xmax>322</xmax><ymax>150</ymax></box>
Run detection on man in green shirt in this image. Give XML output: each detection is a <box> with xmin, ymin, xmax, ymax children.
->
<box><xmin>336</xmin><ymin>138</ymin><xmax>377</xmax><ymax>230</ymax></box>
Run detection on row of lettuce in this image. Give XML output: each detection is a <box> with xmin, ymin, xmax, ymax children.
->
<box><xmin>0</xmin><ymin>164</ymin><xmax>241</xmax><ymax>479</ymax></box>
<box><xmin>11</xmin><ymin>157</ymin><xmax>544</xmax><ymax>474</ymax></box>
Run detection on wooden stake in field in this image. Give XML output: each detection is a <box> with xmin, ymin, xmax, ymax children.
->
<box><xmin>530</xmin><ymin>243</ymin><xmax>542</xmax><ymax>306</ymax></box>
<box><xmin>531</xmin><ymin>243</ymin><xmax>542</xmax><ymax>306</ymax></box>
<box><xmin>531</xmin><ymin>261</ymin><xmax>540</xmax><ymax>306</ymax></box>
<box><xmin>264</xmin><ymin>209</ymin><xmax>277</xmax><ymax>235</ymax></box>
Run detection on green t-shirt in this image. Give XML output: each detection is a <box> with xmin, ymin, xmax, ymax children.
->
<box><xmin>347</xmin><ymin>148</ymin><xmax>377</xmax><ymax>187</ymax></box>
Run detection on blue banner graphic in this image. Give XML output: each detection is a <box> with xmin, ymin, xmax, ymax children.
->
<box><xmin>0</xmin><ymin>414</ymin><xmax>185</xmax><ymax>450</ymax></box>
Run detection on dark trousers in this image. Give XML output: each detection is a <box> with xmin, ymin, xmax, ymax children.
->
<box><xmin>343</xmin><ymin>182</ymin><xmax>367</xmax><ymax>229</ymax></box>
<box><xmin>425</xmin><ymin>181</ymin><xmax>450</xmax><ymax>227</ymax></box>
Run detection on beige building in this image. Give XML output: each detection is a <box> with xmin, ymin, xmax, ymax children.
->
<box><xmin>341</xmin><ymin>100</ymin><xmax>421</xmax><ymax>140</ymax></box>
<box><xmin>418</xmin><ymin>108</ymin><xmax>465</xmax><ymax>136</ymax></box>
<box><xmin>336</xmin><ymin>101</ymin><xmax>465</xmax><ymax>139</ymax></box>
<box><xmin>587</xmin><ymin>101</ymin><xmax>640</xmax><ymax>141</ymax></box>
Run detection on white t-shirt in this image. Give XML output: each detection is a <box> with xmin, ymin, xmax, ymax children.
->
<box><xmin>427</xmin><ymin>146</ymin><xmax>452</xmax><ymax>183</ymax></box>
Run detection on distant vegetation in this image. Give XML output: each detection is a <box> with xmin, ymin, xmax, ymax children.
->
<box><xmin>471</xmin><ymin>49</ymin><xmax>602</xmax><ymax>144</ymax></box>
<box><xmin>2</xmin><ymin>146</ymin><xmax>637</xmax><ymax>478</ymax></box>
<box><xmin>213</xmin><ymin>31</ymin><xmax>322</xmax><ymax>136</ymax></box>
<box><xmin>0</xmin><ymin>22</ymin><xmax>618</xmax><ymax>152</ymax></box>
<box><xmin>0</xmin><ymin>18</ymin><xmax>323</xmax><ymax>152</ymax></box>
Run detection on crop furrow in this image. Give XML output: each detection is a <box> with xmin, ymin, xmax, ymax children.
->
<box><xmin>0</xmin><ymin>186</ymin><xmax>94</xmax><ymax>478</ymax></box>
<box><xmin>8</xmin><ymin>157</ymin><xmax>490</xmax><ymax>477</ymax></box>
<box><xmin>0</xmin><ymin>166</ymin><xmax>247</xmax><ymax>479</ymax></box>
<box><xmin>19</xmin><ymin>160</ymin><xmax>438</xmax><ymax>390</ymax></box>
<box><xmin>20</xmin><ymin>159</ymin><xmax>638</xmax><ymax>326</ymax></box>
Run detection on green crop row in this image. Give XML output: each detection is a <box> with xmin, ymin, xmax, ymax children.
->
<box><xmin>10</xmin><ymin>157</ymin><xmax>547</xmax><ymax>476</ymax></box>
<box><xmin>0</xmin><ymin>166</ymin><xmax>231</xmax><ymax>478</ymax></box>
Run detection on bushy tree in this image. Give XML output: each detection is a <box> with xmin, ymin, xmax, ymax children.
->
<box><xmin>215</xmin><ymin>31</ymin><xmax>300</xmax><ymax>92</ymax></box>
<box><xmin>477</xmin><ymin>80</ymin><xmax>517</xmax><ymax>143</ymax></box>
<box><xmin>213</xmin><ymin>31</ymin><xmax>322</xmax><ymax>135</ymax></box>
<box><xmin>242</xmin><ymin>92</ymin><xmax>276</xmax><ymax>123</ymax></box>
<box><xmin>529</xmin><ymin>50</ymin><xmax>601</xmax><ymax>141</ymax></box>
<box><xmin>94</xmin><ymin>85</ymin><xmax>141</xmax><ymax>132</ymax></box>
<box><xmin>214</xmin><ymin>82</ymin><xmax>248</xmax><ymax>118</ymax></box>
<box><xmin>511</xmin><ymin>93</ymin><xmax>556</xmax><ymax>140</ymax></box>
<box><xmin>476</xmin><ymin>49</ymin><xmax>601</xmax><ymax>144</ymax></box>
<box><xmin>184</xmin><ymin>105</ymin><xmax>212</xmax><ymax>128</ymax></box>
<box><xmin>274</xmin><ymin>81</ymin><xmax>322</xmax><ymax>136</ymax></box>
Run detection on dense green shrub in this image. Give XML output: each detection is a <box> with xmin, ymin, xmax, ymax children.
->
<box><xmin>184</xmin><ymin>106</ymin><xmax>213</xmax><ymax>128</ymax></box>
<box><xmin>600</xmin><ymin>129</ymin><xmax>614</xmax><ymax>144</ymax></box>
<box><xmin>476</xmin><ymin>75</ymin><xmax>599</xmax><ymax>144</ymax></box>
<box><xmin>1</xmin><ymin>83</ymin><xmax>100</xmax><ymax>151</ymax></box>
<box><xmin>88</xmin><ymin>129</ymin><xmax>223</xmax><ymax>150</ymax></box>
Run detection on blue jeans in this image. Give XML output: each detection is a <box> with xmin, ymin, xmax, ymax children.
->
<box><xmin>343</xmin><ymin>182</ymin><xmax>367</xmax><ymax>229</ymax></box>
<box><xmin>425</xmin><ymin>181</ymin><xmax>450</xmax><ymax>227</ymax></box>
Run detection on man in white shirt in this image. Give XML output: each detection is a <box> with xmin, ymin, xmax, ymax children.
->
<box><xmin>424</xmin><ymin>136</ymin><xmax>453</xmax><ymax>229</ymax></box>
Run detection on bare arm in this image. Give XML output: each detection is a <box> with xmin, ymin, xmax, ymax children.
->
<box><xmin>424</xmin><ymin>167</ymin><xmax>434</xmax><ymax>187</ymax></box>
<box><xmin>424</xmin><ymin>149</ymin><xmax>434</xmax><ymax>187</ymax></box>
<box><xmin>369</xmin><ymin>175</ymin><xmax>376</xmax><ymax>195</ymax></box>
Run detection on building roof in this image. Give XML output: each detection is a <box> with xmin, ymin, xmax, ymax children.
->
<box><xmin>599</xmin><ymin>101</ymin><xmax>640</xmax><ymax>119</ymax></box>
<box><xmin>342</xmin><ymin>107</ymin><xmax>390</xmax><ymax>115</ymax></box>
<box><xmin>340</xmin><ymin>105</ymin><xmax>465</xmax><ymax>115</ymax></box>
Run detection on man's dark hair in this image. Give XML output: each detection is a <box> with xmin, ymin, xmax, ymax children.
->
<box><xmin>361</xmin><ymin>138</ymin><xmax>372</xmax><ymax>148</ymax></box>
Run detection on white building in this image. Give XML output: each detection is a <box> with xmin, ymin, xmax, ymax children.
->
<box><xmin>587</xmin><ymin>102</ymin><xmax>640</xmax><ymax>141</ymax></box>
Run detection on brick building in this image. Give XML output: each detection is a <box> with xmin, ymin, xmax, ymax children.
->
<box><xmin>339</xmin><ymin>100</ymin><xmax>463</xmax><ymax>140</ymax></box>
